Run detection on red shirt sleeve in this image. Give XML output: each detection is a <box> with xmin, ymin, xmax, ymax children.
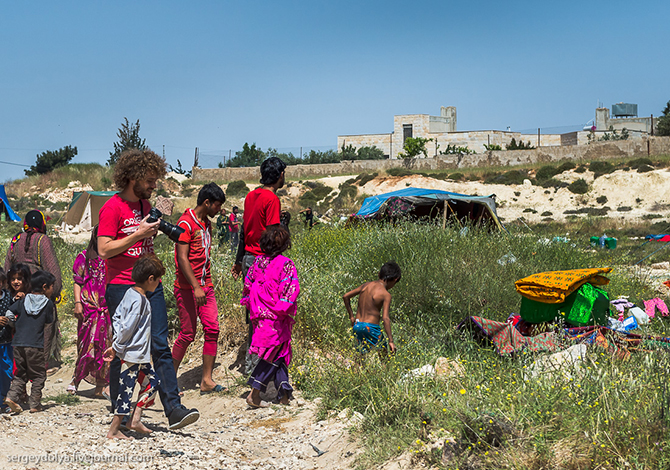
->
<box><xmin>177</xmin><ymin>218</ymin><xmax>193</xmax><ymax>244</ymax></box>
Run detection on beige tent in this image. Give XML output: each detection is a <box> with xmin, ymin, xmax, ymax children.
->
<box><xmin>62</xmin><ymin>191</ymin><xmax>116</xmax><ymax>231</ymax></box>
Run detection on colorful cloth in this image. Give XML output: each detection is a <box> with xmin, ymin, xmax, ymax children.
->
<box><xmin>515</xmin><ymin>268</ymin><xmax>612</xmax><ymax>304</ymax></box>
<box><xmin>72</xmin><ymin>251</ymin><xmax>111</xmax><ymax>386</ymax></box>
<box><xmin>352</xmin><ymin>321</ymin><xmax>387</xmax><ymax>353</ymax></box>
<box><xmin>644</xmin><ymin>298</ymin><xmax>669</xmax><ymax>318</ymax></box>
<box><xmin>0</xmin><ymin>344</ymin><xmax>13</xmax><ymax>402</ymax></box>
<box><xmin>241</xmin><ymin>254</ymin><xmax>300</xmax><ymax>366</ymax></box>
<box><xmin>115</xmin><ymin>361</ymin><xmax>159</xmax><ymax>416</ymax></box>
<box><xmin>457</xmin><ymin>316</ymin><xmax>560</xmax><ymax>356</ymax></box>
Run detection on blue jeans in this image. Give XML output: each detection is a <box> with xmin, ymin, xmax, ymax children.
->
<box><xmin>106</xmin><ymin>282</ymin><xmax>181</xmax><ymax>417</ymax></box>
<box><xmin>0</xmin><ymin>343</ymin><xmax>13</xmax><ymax>402</ymax></box>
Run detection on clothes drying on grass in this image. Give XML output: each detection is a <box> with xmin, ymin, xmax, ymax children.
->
<box><xmin>643</xmin><ymin>298</ymin><xmax>669</xmax><ymax>318</ymax></box>
<box><xmin>457</xmin><ymin>316</ymin><xmax>560</xmax><ymax>356</ymax></box>
<box><xmin>645</xmin><ymin>234</ymin><xmax>670</xmax><ymax>242</ymax></box>
<box><xmin>514</xmin><ymin>267</ymin><xmax>612</xmax><ymax>304</ymax></box>
<box><xmin>460</xmin><ymin>315</ymin><xmax>670</xmax><ymax>359</ymax></box>
<box><xmin>519</xmin><ymin>282</ymin><xmax>610</xmax><ymax>327</ymax></box>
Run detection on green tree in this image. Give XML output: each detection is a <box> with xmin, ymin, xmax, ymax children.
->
<box><xmin>398</xmin><ymin>137</ymin><xmax>432</xmax><ymax>168</ymax></box>
<box><xmin>108</xmin><ymin>118</ymin><xmax>147</xmax><ymax>165</ymax></box>
<box><xmin>355</xmin><ymin>146</ymin><xmax>385</xmax><ymax>160</ymax></box>
<box><xmin>657</xmin><ymin>101</ymin><xmax>670</xmax><ymax>136</ymax></box>
<box><xmin>25</xmin><ymin>146</ymin><xmax>77</xmax><ymax>176</ymax></box>
<box><xmin>226</xmin><ymin>143</ymin><xmax>267</xmax><ymax>167</ymax></box>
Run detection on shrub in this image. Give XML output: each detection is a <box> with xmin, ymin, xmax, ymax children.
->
<box><xmin>540</xmin><ymin>178</ymin><xmax>568</xmax><ymax>189</ymax></box>
<box><xmin>541</xmin><ymin>211</ymin><xmax>553</xmax><ymax>216</ymax></box>
<box><xmin>567</xmin><ymin>179</ymin><xmax>589</xmax><ymax>194</ymax></box>
<box><xmin>637</xmin><ymin>164</ymin><xmax>654</xmax><ymax>173</ymax></box>
<box><xmin>505</xmin><ymin>138</ymin><xmax>535</xmax><ymax>150</ymax></box>
<box><xmin>557</xmin><ymin>161</ymin><xmax>576</xmax><ymax>172</ymax></box>
<box><xmin>483</xmin><ymin>170</ymin><xmax>528</xmax><ymax>185</ymax></box>
<box><xmin>226</xmin><ymin>180</ymin><xmax>249</xmax><ymax>196</ymax></box>
<box><xmin>589</xmin><ymin>161</ymin><xmax>615</xmax><ymax>177</ymax></box>
<box><xmin>386</xmin><ymin>168</ymin><xmax>413</xmax><ymax>177</ymax></box>
<box><xmin>575</xmin><ymin>165</ymin><xmax>587</xmax><ymax>173</ymax></box>
<box><xmin>354</xmin><ymin>172</ymin><xmax>378</xmax><ymax>186</ymax></box>
<box><xmin>484</xmin><ymin>144</ymin><xmax>502</xmax><ymax>151</ymax></box>
<box><xmin>643</xmin><ymin>214</ymin><xmax>663</xmax><ymax>220</ymax></box>
<box><xmin>629</xmin><ymin>157</ymin><xmax>653</xmax><ymax>169</ymax></box>
<box><xmin>617</xmin><ymin>206</ymin><xmax>633</xmax><ymax>212</ymax></box>
<box><xmin>448</xmin><ymin>172</ymin><xmax>464</xmax><ymax>181</ymax></box>
<box><xmin>535</xmin><ymin>165</ymin><xmax>560</xmax><ymax>181</ymax></box>
<box><xmin>596</xmin><ymin>195</ymin><xmax>608</xmax><ymax>204</ymax></box>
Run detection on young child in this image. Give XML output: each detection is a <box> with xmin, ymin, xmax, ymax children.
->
<box><xmin>241</xmin><ymin>225</ymin><xmax>300</xmax><ymax>408</ymax></box>
<box><xmin>343</xmin><ymin>261</ymin><xmax>402</xmax><ymax>354</ymax></box>
<box><xmin>7</xmin><ymin>264</ymin><xmax>31</xmax><ymax>303</ymax></box>
<box><xmin>0</xmin><ymin>269</ymin><xmax>14</xmax><ymax>413</ymax></box>
<box><xmin>4</xmin><ymin>270</ymin><xmax>56</xmax><ymax>413</ymax></box>
<box><xmin>103</xmin><ymin>255</ymin><xmax>163</xmax><ymax>439</ymax></box>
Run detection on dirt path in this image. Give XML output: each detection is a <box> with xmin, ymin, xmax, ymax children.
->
<box><xmin>0</xmin><ymin>359</ymin><xmax>361</xmax><ymax>470</ymax></box>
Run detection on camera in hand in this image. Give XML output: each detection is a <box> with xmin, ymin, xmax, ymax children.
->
<box><xmin>147</xmin><ymin>208</ymin><xmax>185</xmax><ymax>243</ymax></box>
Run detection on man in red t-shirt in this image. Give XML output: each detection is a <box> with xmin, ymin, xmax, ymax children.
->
<box><xmin>172</xmin><ymin>183</ymin><xmax>226</xmax><ymax>394</ymax></box>
<box><xmin>98</xmin><ymin>148</ymin><xmax>199</xmax><ymax>431</ymax></box>
<box><xmin>231</xmin><ymin>156</ymin><xmax>286</xmax><ymax>374</ymax></box>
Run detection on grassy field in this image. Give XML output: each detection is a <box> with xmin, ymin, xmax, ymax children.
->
<box><xmin>5</xmin><ymin>159</ymin><xmax>670</xmax><ymax>468</ymax></box>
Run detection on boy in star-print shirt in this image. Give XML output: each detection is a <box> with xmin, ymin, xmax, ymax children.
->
<box><xmin>103</xmin><ymin>255</ymin><xmax>165</xmax><ymax>440</ymax></box>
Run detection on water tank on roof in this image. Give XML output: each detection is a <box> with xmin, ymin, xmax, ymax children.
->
<box><xmin>612</xmin><ymin>103</ymin><xmax>637</xmax><ymax>118</ymax></box>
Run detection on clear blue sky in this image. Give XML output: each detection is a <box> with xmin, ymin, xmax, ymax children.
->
<box><xmin>1</xmin><ymin>0</ymin><xmax>668</xmax><ymax>180</ymax></box>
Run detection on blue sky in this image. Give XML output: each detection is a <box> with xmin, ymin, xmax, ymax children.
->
<box><xmin>1</xmin><ymin>1</ymin><xmax>668</xmax><ymax>180</ymax></box>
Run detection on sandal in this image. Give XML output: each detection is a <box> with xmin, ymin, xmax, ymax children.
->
<box><xmin>200</xmin><ymin>384</ymin><xmax>228</xmax><ymax>395</ymax></box>
<box><xmin>66</xmin><ymin>384</ymin><xmax>77</xmax><ymax>395</ymax></box>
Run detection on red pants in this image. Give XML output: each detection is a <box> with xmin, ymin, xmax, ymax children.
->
<box><xmin>172</xmin><ymin>286</ymin><xmax>220</xmax><ymax>361</ymax></box>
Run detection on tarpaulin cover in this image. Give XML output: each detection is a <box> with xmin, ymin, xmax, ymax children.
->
<box><xmin>0</xmin><ymin>185</ymin><xmax>20</xmax><ymax>222</ymax></box>
<box><xmin>645</xmin><ymin>234</ymin><xmax>670</xmax><ymax>242</ymax></box>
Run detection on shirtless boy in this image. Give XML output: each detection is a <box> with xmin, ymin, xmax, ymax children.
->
<box><xmin>342</xmin><ymin>261</ymin><xmax>401</xmax><ymax>353</ymax></box>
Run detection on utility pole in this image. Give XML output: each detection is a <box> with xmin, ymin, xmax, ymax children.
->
<box><xmin>163</xmin><ymin>145</ymin><xmax>165</xmax><ymax>159</ymax></box>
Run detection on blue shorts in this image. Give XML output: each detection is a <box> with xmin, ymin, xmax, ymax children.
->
<box><xmin>352</xmin><ymin>321</ymin><xmax>387</xmax><ymax>353</ymax></box>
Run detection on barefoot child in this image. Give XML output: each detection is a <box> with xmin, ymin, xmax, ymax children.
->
<box><xmin>4</xmin><ymin>270</ymin><xmax>55</xmax><ymax>413</ymax></box>
<box><xmin>343</xmin><ymin>261</ymin><xmax>402</xmax><ymax>354</ymax></box>
<box><xmin>103</xmin><ymin>255</ymin><xmax>163</xmax><ymax>439</ymax></box>
<box><xmin>241</xmin><ymin>226</ymin><xmax>300</xmax><ymax>408</ymax></box>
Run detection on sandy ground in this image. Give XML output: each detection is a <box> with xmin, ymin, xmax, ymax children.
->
<box><xmin>0</xmin><ymin>347</ymin><xmax>363</xmax><ymax>470</ymax></box>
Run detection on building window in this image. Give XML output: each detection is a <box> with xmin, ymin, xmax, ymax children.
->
<box><xmin>403</xmin><ymin>124</ymin><xmax>413</xmax><ymax>143</ymax></box>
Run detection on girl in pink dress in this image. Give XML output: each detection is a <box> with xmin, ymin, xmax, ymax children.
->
<box><xmin>241</xmin><ymin>226</ymin><xmax>300</xmax><ymax>408</ymax></box>
<box><xmin>67</xmin><ymin>227</ymin><xmax>111</xmax><ymax>397</ymax></box>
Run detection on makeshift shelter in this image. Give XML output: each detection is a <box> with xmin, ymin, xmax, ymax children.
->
<box><xmin>354</xmin><ymin>187</ymin><xmax>504</xmax><ymax>230</ymax></box>
<box><xmin>0</xmin><ymin>185</ymin><xmax>20</xmax><ymax>222</ymax></box>
<box><xmin>61</xmin><ymin>191</ymin><xmax>116</xmax><ymax>232</ymax></box>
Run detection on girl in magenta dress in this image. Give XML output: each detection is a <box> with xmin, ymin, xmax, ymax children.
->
<box><xmin>241</xmin><ymin>226</ymin><xmax>300</xmax><ymax>408</ymax></box>
<box><xmin>68</xmin><ymin>227</ymin><xmax>111</xmax><ymax>397</ymax></box>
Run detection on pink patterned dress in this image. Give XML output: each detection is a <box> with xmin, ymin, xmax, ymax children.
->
<box><xmin>241</xmin><ymin>254</ymin><xmax>300</xmax><ymax>366</ymax></box>
<box><xmin>72</xmin><ymin>250</ymin><xmax>111</xmax><ymax>386</ymax></box>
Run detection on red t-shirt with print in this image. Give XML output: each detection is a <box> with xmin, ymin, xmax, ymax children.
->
<box><xmin>243</xmin><ymin>188</ymin><xmax>281</xmax><ymax>256</ymax></box>
<box><xmin>174</xmin><ymin>208</ymin><xmax>213</xmax><ymax>290</ymax></box>
<box><xmin>229</xmin><ymin>213</ymin><xmax>239</xmax><ymax>233</ymax></box>
<box><xmin>98</xmin><ymin>194</ymin><xmax>154</xmax><ymax>285</ymax></box>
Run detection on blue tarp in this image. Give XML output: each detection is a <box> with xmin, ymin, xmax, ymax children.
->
<box><xmin>0</xmin><ymin>185</ymin><xmax>20</xmax><ymax>222</ymax></box>
<box><xmin>354</xmin><ymin>187</ymin><xmax>504</xmax><ymax>230</ymax></box>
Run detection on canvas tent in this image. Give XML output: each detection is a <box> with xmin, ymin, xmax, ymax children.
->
<box><xmin>0</xmin><ymin>185</ymin><xmax>20</xmax><ymax>222</ymax></box>
<box><xmin>61</xmin><ymin>191</ymin><xmax>116</xmax><ymax>232</ymax></box>
<box><xmin>354</xmin><ymin>187</ymin><xmax>504</xmax><ymax>230</ymax></box>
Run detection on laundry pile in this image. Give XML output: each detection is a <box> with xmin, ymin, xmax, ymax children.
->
<box><xmin>457</xmin><ymin>268</ymin><xmax>670</xmax><ymax>358</ymax></box>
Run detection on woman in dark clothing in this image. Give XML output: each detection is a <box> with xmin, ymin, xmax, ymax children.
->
<box><xmin>4</xmin><ymin>210</ymin><xmax>62</xmax><ymax>372</ymax></box>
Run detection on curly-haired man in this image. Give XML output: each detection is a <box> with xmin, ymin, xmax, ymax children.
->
<box><xmin>97</xmin><ymin>148</ymin><xmax>199</xmax><ymax>430</ymax></box>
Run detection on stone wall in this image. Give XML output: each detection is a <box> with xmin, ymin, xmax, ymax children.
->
<box><xmin>192</xmin><ymin>136</ymin><xmax>670</xmax><ymax>182</ymax></box>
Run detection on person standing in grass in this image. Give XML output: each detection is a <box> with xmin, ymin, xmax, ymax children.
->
<box><xmin>68</xmin><ymin>226</ymin><xmax>111</xmax><ymax>398</ymax></box>
<box><xmin>229</xmin><ymin>206</ymin><xmax>240</xmax><ymax>255</ymax></box>
<box><xmin>241</xmin><ymin>225</ymin><xmax>300</xmax><ymax>407</ymax></box>
<box><xmin>172</xmin><ymin>183</ymin><xmax>226</xmax><ymax>394</ymax></box>
<box><xmin>343</xmin><ymin>261</ymin><xmax>401</xmax><ymax>354</ymax></box>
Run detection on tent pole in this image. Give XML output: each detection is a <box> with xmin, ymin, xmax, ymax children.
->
<box><xmin>442</xmin><ymin>201</ymin><xmax>447</xmax><ymax>229</ymax></box>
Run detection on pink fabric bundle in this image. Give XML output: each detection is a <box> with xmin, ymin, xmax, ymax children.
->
<box><xmin>643</xmin><ymin>298</ymin><xmax>669</xmax><ymax>318</ymax></box>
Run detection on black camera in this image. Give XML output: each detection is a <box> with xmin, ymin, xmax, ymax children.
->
<box><xmin>147</xmin><ymin>208</ymin><xmax>185</xmax><ymax>243</ymax></box>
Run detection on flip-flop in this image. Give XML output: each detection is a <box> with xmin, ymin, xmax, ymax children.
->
<box><xmin>200</xmin><ymin>384</ymin><xmax>228</xmax><ymax>395</ymax></box>
<box><xmin>246</xmin><ymin>396</ymin><xmax>269</xmax><ymax>409</ymax></box>
<box><xmin>101</xmin><ymin>390</ymin><xmax>110</xmax><ymax>401</ymax></box>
